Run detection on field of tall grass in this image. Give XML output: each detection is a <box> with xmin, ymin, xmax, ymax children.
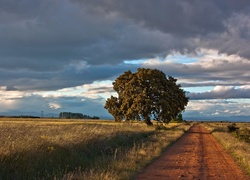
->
<box><xmin>0</xmin><ymin>119</ymin><xmax>190</xmax><ymax>179</ymax></box>
<box><xmin>203</xmin><ymin>122</ymin><xmax>250</xmax><ymax>176</ymax></box>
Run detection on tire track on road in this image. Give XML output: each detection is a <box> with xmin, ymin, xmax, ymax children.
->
<box><xmin>135</xmin><ymin>124</ymin><xmax>249</xmax><ymax>180</ymax></box>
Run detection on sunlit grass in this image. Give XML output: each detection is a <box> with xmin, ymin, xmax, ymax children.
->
<box><xmin>203</xmin><ymin>122</ymin><xmax>250</xmax><ymax>176</ymax></box>
<box><xmin>0</xmin><ymin>118</ymin><xmax>190</xmax><ymax>179</ymax></box>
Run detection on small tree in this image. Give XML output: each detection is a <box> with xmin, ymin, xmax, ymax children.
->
<box><xmin>227</xmin><ymin>123</ymin><xmax>239</xmax><ymax>133</ymax></box>
<box><xmin>105</xmin><ymin>68</ymin><xmax>189</xmax><ymax>125</ymax></box>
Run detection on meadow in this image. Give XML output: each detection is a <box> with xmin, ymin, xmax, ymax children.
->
<box><xmin>0</xmin><ymin>118</ymin><xmax>190</xmax><ymax>179</ymax></box>
<box><xmin>203</xmin><ymin>122</ymin><xmax>250</xmax><ymax>176</ymax></box>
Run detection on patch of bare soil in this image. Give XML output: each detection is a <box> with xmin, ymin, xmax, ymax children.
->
<box><xmin>135</xmin><ymin>124</ymin><xmax>249</xmax><ymax>180</ymax></box>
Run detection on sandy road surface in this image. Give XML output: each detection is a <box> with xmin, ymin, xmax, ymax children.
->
<box><xmin>136</xmin><ymin>124</ymin><xmax>249</xmax><ymax>180</ymax></box>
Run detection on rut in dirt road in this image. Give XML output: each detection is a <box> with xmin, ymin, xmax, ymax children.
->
<box><xmin>136</xmin><ymin>124</ymin><xmax>249</xmax><ymax>180</ymax></box>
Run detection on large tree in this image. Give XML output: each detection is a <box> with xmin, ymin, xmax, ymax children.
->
<box><xmin>105</xmin><ymin>68</ymin><xmax>189</xmax><ymax>125</ymax></box>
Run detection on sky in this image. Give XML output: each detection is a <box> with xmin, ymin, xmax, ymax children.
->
<box><xmin>0</xmin><ymin>0</ymin><xmax>250</xmax><ymax>121</ymax></box>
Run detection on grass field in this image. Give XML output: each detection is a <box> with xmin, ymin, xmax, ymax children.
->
<box><xmin>0</xmin><ymin>118</ymin><xmax>190</xmax><ymax>179</ymax></box>
<box><xmin>203</xmin><ymin>122</ymin><xmax>250</xmax><ymax>176</ymax></box>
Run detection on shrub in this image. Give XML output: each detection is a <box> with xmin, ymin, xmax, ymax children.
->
<box><xmin>236</xmin><ymin>128</ymin><xmax>250</xmax><ymax>143</ymax></box>
<box><xmin>227</xmin><ymin>123</ymin><xmax>239</xmax><ymax>133</ymax></box>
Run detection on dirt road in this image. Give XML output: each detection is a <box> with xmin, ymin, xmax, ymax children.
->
<box><xmin>136</xmin><ymin>124</ymin><xmax>249</xmax><ymax>180</ymax></box>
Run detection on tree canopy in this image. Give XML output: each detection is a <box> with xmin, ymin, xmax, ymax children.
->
<box><xmin>105</xmin><ymin>68</ymin><xmax>189</xmax><ymax>125</ymax></box>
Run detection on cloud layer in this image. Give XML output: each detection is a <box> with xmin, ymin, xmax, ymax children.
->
<box><xmin>187</xmin><ymin>86</ymin><xmax>250</xmax><ymax>100</ymax></box>
<box><xmin>1</xmin><ymin>0</ymin><xmax>250</xmax><ymax>91</ymax></box>
<box><xmin>0</xmin><ymin>0</ymin><xmax>249</xmax><ymax>120</ymax></box>
<box><xmin>184</xmin><ymin>99</ymin><xmax>250</xmax><ymax>119</ymax></box>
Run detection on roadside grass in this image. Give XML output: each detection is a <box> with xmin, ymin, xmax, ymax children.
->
<box><xmin>0</xmin><ymin>119</ymin><xmax>190</xmax><ymax>179</ymax></box>
<box><xmin>203</xmin><ymin>122</ymin><xmax>250</xmax><ymax>176</ymax></box>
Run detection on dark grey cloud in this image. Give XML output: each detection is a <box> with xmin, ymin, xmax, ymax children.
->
<box><xmin>187</xmin><ymin>86</ymin><xmax>250</xmax><ymax>100</ymax></box>
<box><xmin>73</xmin><ymin>0</ymin><xmax>250</xmax><ymax>60</ymax></box>
<box><xmin>0</xmin><ymin>0</ymin><xmax>115</xmax><ymax>69</ymax></box>
<box><xmin>1</xmin><ymin>0</ymin><xmax>249</xmax><ymax>71</ymax></box>
<box><xmin>0</xmin><ymin>0</ymin><xmax>250</xmax><ymax>92</ymax></box>
<box><xmin>204</xmin><ymin>12</ymin><xmax>250</xmax><ymax>59</ymax></box>
<box><xmin>0</xmin><ymin>62</ymin><xmax>138</xmax><ymax>90</ymax></box>
<box><xmin>1</xmin><ymin>0</ymin><xmax>250</xmax><ymax>120</ymax></box>
<box><xmin>75</xmin><ymin>0</ymin><xmax>227</xmax><ymax>35</ymax></box>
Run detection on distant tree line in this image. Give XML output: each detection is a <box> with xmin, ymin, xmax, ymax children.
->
<box><xmin>0</xmin><ymin>115</ymin><xmax>40</xmax><ymax>118</ymax></box>
<box><xmin>59</xmin><ymin>112</ymin><xmax>100</xmax><ymax>119</ymax></box>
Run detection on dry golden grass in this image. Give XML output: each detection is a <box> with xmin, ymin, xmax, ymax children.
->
<box><xmin>203</xmin><ymin>122</ymin><xmax>250</xmax><ymax>176</ymax></box>
<box><xmin>0</xmin><ymin>118</ymin><xmax>190</xmax><ymax>179</ymax></box>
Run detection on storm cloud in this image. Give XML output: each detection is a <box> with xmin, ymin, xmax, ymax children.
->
<box><xmin>1</xmin><ymin>1</ymin><xmax>250</xmax><ymax>71</ymax></box>
<box><xmin>0</xmin><ymin>0</ymin><xmax>249</xmax><ymax>120</ymax></box>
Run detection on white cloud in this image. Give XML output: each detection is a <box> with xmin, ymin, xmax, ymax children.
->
<box><xmin>187</xmin><ymin>85</ymin><xmax>250</xmax><ymax>99</ymax></box>
<box><xmin>34</xmin><ymin>80</ymin><xmax>114</xmax><ymax>99</ymax></box>
<box><xmin>0</xmin><ymin>86</ymin><xmax>29</xmax><ymax>111</ymax></box>
<box><xmin>184</xmin><ymin>99</ymin><xmax>250</xmax><ymax>119</ymax></box>
<box><xmin>142</xmin><ymin>49</ymin><xmax>250</xmax><ymax>88</ymax></box>
<box><xmin>49</xmin><ymin>102</ymin><xmax>61</xmax><ymax>109</ymax></box>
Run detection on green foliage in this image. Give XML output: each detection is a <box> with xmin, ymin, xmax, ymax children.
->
<box><xmin>105</xmin><ymin>68</ymin><xmax>189</xmax><ymax>125</ymax></box>
<box><xmin>104</xmin><ymin>96</ymin><xmax>123</xmax><ymax>122</ymax></box>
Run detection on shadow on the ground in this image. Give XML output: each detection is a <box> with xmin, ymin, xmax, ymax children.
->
<box><xmin>0</xmin><ymin>131</ymin><xmax>155</xmax><ymax>180</ymax></box>
<box><xmin>210</xmin><ymin>127</ymin><xmax>227</xmax><ymax>134</ymax></box>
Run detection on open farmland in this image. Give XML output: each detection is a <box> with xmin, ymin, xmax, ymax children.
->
<box><xmin>0</xmin><ymin>118</ymin><xmax>190</xmax><ymax>179</ymax></box>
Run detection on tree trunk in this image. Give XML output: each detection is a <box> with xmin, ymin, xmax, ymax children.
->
<box><xmin>145</xmin><ymin>118</ymin><xmax>153</xmax><ymax>126</ymax></box>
